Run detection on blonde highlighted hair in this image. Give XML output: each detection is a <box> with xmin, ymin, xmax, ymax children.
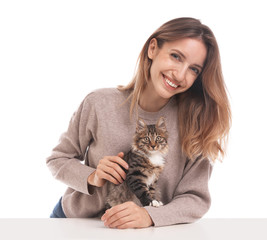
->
<box><xmin>119</xmin><ymin>17</ymin><xmax>231</xmax><ymax>163</ymax></box>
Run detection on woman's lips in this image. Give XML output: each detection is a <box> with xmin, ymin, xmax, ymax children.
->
<box><xmin>163</xmin><ymin>74</ymin><xmax>179</xmax><ymax>89</ymax></box>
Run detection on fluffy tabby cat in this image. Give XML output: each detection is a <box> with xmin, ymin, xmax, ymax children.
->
<box><xmin>106</xmin><ymin>117</ymin><xmax>168</xmax><ymax>208</ymax></box>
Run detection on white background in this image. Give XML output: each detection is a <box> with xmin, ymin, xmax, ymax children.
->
<box><xmin>0</xmin><ymin>0</ymin><xmax>266</xmax><ymax>218</ymax></box>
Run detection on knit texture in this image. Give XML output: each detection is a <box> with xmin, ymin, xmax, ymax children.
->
<box><xmin>46</xmin><ymin>88</ymin><xmax>212</xmax><ymax>226</ymax></box>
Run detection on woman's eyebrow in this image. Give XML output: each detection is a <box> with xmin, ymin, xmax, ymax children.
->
<box><xmin>193</xmin><ymin>64</ymin><xmax>203</xmax><ymax>70</ymax></box>
<box><xmin>171</xmin><ymin>49</ymin><xmax>203</xmax><ymax>69</ymax></box>
<box><xmin>171</xmin><ymin>49</ymin><xmax>186</xmax><ymax>59</ymax></box>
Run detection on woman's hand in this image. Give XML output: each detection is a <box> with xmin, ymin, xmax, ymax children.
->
<box><xmin>101</xmin><ymin>201</ymin><xmax>154</xmax><ymax>229</ymax></box>
<box><xmin>87</xmin><ymin>152</ymin><xmax>128</xmax><ymax>187</ymax></box>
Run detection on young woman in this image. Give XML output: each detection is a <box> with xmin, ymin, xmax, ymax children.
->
<box><xmin>47</xmin><ymin>17</ymin><xmax>231</xmax><ymax>229</ymax></box>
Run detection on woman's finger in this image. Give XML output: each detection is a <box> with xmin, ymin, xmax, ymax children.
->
<box><xmin>108</xmin><ymin>155</ymin><xmax>129</xmax><ymax>171</ymax></box>
<box><xmin>92</xmin><ymin>153</ymin><xmax>128</xmax><ymax>186</ymax></box>
<box><xmin>101</xmin><ymin>202</ymin><xmax>153</xmax><ymax>229</ymax></box>
<box><xmin>98</xmin><ymin>164</ymin><xmax>124</xmax><ymax>184</ymax></box>
<box><xmin>108</xmin><ymin>215</ymin><xmax>134</xmax><ymax>229</ymax></box>
<box><xmin>102</xmin><ymin>201</ymin><xmax>132</xmax><ymax>223</ymax></box>
<box><xmin>104</xmin><ymin>161</ymin><xmax>127</xmax><ymax>180</ymax></box>
<box><xmin>96</xmin><ymin>168</ymin><xmax>121</xmax><ymax>185</ymax></box>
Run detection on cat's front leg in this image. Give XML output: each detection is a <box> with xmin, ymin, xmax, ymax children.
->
<box><xmin>133</xmin><ymin>183</ymin><xmax>153</xmax><ymax>206</ymax></box>
<box><xmin>126</xmin><ymin>176</ymin><xmax>153</xmax><ymax>206</ymax></box>
<box><xmin>148</xmin><ymin>183</ymin><xmax>163</xmax><ymax>207</ymax></box>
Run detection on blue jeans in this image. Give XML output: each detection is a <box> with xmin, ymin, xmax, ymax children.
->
<box><xmin>50</xmin><ymin>197</ymin><xmax>66</xmax><ymax>218</ymax></box>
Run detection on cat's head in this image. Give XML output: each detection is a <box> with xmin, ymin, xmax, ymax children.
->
<box><xmin>133</xmin><ymin>117</ymin><xmax>168</xmax><ymax>155</ymax></box>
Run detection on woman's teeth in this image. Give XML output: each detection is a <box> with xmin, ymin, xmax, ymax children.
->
<box><xmin>164</xmin><ymin>77</ymin><xmax>178</xmax><ymax>88</ymax></box>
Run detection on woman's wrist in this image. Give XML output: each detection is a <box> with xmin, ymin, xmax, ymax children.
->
<box><xmin>87</xmin><ymin>171</ymin><xmax>96</xmax><ymax>194</ymax></box>
<box><xmin>142</xmin><ymin>208</ymin><xmax>154</xmax><ymax>227</ymax></box>
<box><xmin>87</xmin><ymin>171</ymin><xmax>95</xmax><ymax>186</ymax></box>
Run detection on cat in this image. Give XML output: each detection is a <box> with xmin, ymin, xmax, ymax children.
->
<box><xmin>106</xmin><ymin>117</ymin><xmax>168</xmax><ymax>208</ymax></box>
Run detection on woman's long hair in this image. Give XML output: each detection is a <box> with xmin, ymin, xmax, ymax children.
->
<box><xmin>119</xmin><ymin>17</ymin><xmax>231</xmax><ymax>163</ymax></box>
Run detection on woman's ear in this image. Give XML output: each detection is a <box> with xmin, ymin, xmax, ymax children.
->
<box><xmin>147</xmin><ymin>38</ymin><xmax>158</xmax><ymax>60</ymax></box>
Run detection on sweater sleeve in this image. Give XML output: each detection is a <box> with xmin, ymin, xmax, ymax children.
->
<box><xmin>46</xmin><ymin>94</ymin><xmax>97</xmax><ymax>195</ymax></box>
<box><xmin>144</xmin><ymin>158</ymin><xmax>212</xmax><ymax>227</ymax></box>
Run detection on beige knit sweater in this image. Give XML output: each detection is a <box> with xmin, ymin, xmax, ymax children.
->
<box><xmin>46</xmin><ymin>88</ymin><xmax>212</xmax><ymax>227</ymax></box>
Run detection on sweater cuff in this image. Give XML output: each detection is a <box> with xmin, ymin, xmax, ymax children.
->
<box><xmin>72</xmin><ymin>161</ymin><xmax>96</xmax><ymax>195</ymax></box>
<box><xmin>144</xmin><ymin>206</ymin><xmax>164</xmax><ymax>227</ymax></box>
<box><xmin>50</xmin><ymin>158</ymin><xmax>96</xmax><ymax>196</ymax></box>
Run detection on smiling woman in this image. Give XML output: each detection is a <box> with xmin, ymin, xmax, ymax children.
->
<box><xmin>47</xmin><ymin>17</ymin><xmax>231</xmax><ymax>229</ymax></box>
<box><xmin>120</xmin><ymin>17</ymin><xmax>231</xmax><ymax>162</ymax></box>
<box><xmin>144</xmin><ymin>37</ymin><xmax>207</xmax><ymax>104</ymax></box>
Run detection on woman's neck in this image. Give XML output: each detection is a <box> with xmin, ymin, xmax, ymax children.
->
<box><xmin>139</xmin><ymin>84</ymin><xmax>170</xmax><ymax>112</ymax></box>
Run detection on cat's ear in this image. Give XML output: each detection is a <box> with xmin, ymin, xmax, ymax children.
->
<box><xmin>156</xmin><ymin>117</ymin><xmax>167</xmax><ymax>131</ymax></box>
<box><xmin>136</xmin><ymin>118</ymin><xmax>146</xmax><ymax>132</ymax></box>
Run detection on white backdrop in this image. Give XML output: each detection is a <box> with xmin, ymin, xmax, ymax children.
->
<box><xmin>0</xmin><ymin>0</ymin><xmax>266</xmax><ymax>218</ymax></box>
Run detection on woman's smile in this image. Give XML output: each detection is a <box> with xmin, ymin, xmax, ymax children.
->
<box><xmin>162</xmin><ymin>73</ymin><xmax>180</xmax><ymax>90</ymax></box>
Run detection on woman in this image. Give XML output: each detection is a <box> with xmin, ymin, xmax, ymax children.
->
<box><xmin>47</xmin><ymin>17</ymin><xmax>231</xmax><ymax>228</ymax></box>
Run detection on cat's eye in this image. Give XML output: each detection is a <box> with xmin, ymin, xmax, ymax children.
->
<box><xmin>156</xmin><ymin>136</ymin><xmax>162</xmax><ymax>141</ymax></box>
<box><xmin>144</xmin><ymin>137</ymin><xmax>150</xmax><ymax>142</ymax></box>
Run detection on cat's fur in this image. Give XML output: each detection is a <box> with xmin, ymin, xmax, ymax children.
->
<box><xmin>106</xmin><ymin>117</ymin><xmax>168</xmax><ymax>208</ymax></box>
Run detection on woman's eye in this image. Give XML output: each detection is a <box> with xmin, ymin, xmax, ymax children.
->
<box><xmin>191</xmin><ymin>67</ymin><xmax>200</xmax><ymax>75</ymax></box>
<box><xmin>171</xmin><ymin>53</ymin><xmax>181</xmax><ymax>61</ymax></box>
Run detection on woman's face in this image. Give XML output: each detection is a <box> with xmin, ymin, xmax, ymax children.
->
<box><xmin>148</xmin><ymin>37</ymin><xmax>207</xmax><ymax>100</ymax></box>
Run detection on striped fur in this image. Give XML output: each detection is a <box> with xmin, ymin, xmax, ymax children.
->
<box><xmin>106</xmin><ymin>117</ymin><xmax>168</xmax><ymax>208</ymax></box>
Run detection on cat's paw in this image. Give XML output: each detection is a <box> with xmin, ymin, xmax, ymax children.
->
<box><xmin>149</xmin><ymin>200</ymin><xmax>163</xmax><ymax>207</ymax></box>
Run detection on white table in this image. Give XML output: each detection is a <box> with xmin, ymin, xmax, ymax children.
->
<box><xmin>0</xmin><ymin>218</ymin><xmax>266</xmax><ymax>240</ymax></box>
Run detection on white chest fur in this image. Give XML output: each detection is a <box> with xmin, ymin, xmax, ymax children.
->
<box><xmin>148</xmin><ymin>151</ymin><xmax>165</xmax><ymax>166</ymax></box>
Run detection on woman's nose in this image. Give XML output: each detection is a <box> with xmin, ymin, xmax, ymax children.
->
<box><xmin>173</xmin><ymin>65</ymin><xmax>187</xmax><ymax>83</ymax></box>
